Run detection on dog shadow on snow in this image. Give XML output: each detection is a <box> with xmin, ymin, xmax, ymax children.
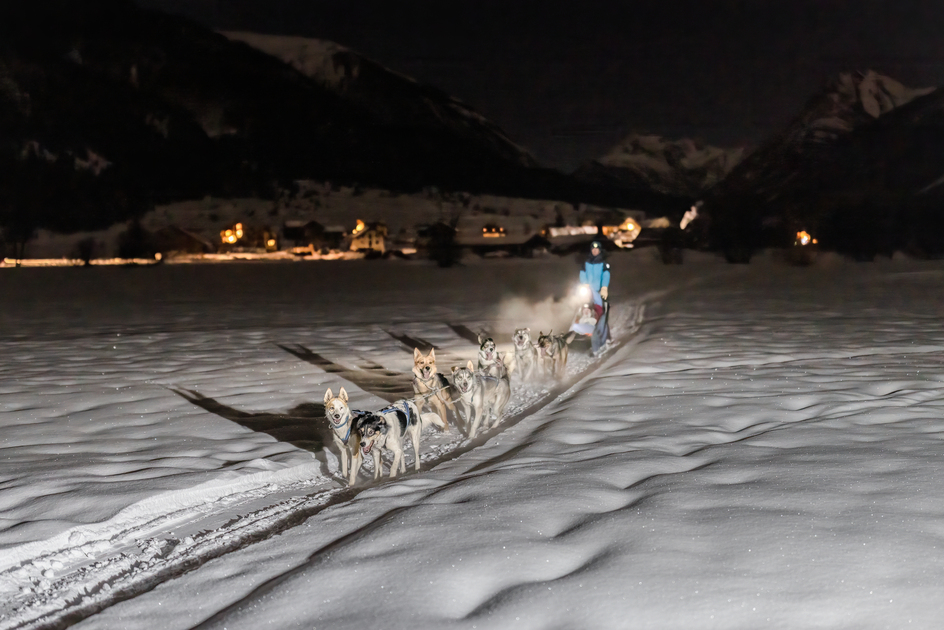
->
<box><xmin>169</xmin><ymin>388</ymin><xmax>333</xmax><ymax>463</ymax></box>
<box><xmin>276</xmin><ymin>344</ymin><xmax>414</xmax><ymax>402</ymax></box>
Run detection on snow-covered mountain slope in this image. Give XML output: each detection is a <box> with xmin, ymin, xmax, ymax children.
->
<box><xmin>714</xmin><ymin>71</ymin><xmax>934</xmax><ymax>201</ymax></box>
<box><xmin>223</xmin><ymin>32</ymin><xmax>537</xmax><ymax>168</ymax></box>
<box><xmin>574</xmin><ymin>134</ymin><xmax>744</xmax><ymax>197</ymax></box>
<box><xmin>700</xmin><ymin>71</ymin><xmax>944</xmax><ymax>258</ymax></box>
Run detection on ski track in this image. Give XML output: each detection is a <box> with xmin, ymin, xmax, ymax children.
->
<box><xmin>0</xmin><ymin>302</ymin><xmax>645</xmax><ymax>630</ymax></box>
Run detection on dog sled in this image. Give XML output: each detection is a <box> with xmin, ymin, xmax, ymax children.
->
<box><xmin>569</xmin><ymin>291</ymin><xmax>611</xmax><ymax>356</ymax></box>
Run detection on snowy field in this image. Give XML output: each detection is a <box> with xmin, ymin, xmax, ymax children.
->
<box><xmin>3</xmin><ymin>250</ymin><xmax>944</xmax><ymax>628</ymax></box>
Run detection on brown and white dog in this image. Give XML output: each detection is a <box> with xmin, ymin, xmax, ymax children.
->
<box><xmin>412</xmin><ymin>348</ymin><xmax>454</xmax><ymax>429</ymax></box>
<box><xmin>323</xmin><ymin>387</ymin><xmax>363</xmax><ymax>485</ymax></box>
<box><xmin>537</xmin><ymin>330</ymin><xmax>576</xmax><ymax>379</ymax></box>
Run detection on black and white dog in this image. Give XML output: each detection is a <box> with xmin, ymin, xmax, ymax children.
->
<box><xmin>512</xmin><ymin>327</ymin><xmax>539</xmax><ymax>382</ymax></box>
<box><xmin>323</xmin><ymin>387</ymin><xmax>364</xmax><ymax>485</ymax></box>
<box><xmin>477</xmin><ymin>334</ymin><xmax>504</xmax><ymax>374</ymax></box>
<box><xmin>357</xmin><ymin>399</ymin><xmax>445</xmax><ymax>479</ymax></box>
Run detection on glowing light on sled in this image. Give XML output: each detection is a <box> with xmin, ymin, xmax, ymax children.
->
<box><xmin>796</xmin><ymin>231</ymin><xmax>817</xmax><ymax>246</ymax></box>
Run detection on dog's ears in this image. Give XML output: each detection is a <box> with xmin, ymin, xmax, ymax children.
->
<box><xmin>548</xmin><ymin>329</ymin><xmax>553</xmax><ymax>336</ymax></box>
<box><xmin>452</xmin><ymin>366</ymin><xmax>459</xmax><ymax>373</ymax></box>
<box><xmin>477</xmin><ymin>332</ymin><xmax>486</xmax><ymax>345</ymax></box>
<box><xmin>525</xmin><ymin>327</ymin><xmax>530</xmax><ymax>332</ymax></box>
<box><xmin>339</xmin><ymin>387</ymin><xmax>348</xmax><ymax>402</ymax></box>
<box><xmin>413</xmin><ymin>347</ymin><xmax>422</xmax><ymax>361</ymax></box>
<box><xmin>467</xmin><ymin>360</ymin><xmax>475</xmax><ymax>371</ymax></box>
<box><xmin>429</xmin><ymin>347</ymin><xmax>436</xmax><ymax>360</ymax></box>
<box><xmin>323</xmin><ymin>389</ymin><xmax>333</xmax><ymax>405</ymax></box>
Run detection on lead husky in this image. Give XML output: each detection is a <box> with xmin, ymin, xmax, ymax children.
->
<box><xmin>357</xmin><ymin>399</ymin><xmax>446</xmax><ymax>479</ymax></box>
<box><xmin>537</xmin><ymin>330</ymin><xmax>576</xmax><ymax>379</ymax></box>
<box><xmin>323</xmin><ymin>387</ymin><xmax>364</xmax><ymax>485</ymax></box>
<box><xmin>512</xmin><ymin>327</ymin><xmax>539</xmax><ymax>382</ymax></box>
<box><xmin>412</xmin><ymin>348</ymin><xmax>454</xmax><ymax>429</ymax></box>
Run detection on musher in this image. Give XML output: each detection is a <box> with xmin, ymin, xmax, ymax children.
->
<box><xmin>579</xmin><ymin>240</ymin><xmax>611</xmax><ymax>355</ymax></box>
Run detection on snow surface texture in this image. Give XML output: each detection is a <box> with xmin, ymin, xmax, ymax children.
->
<box><xmin>5</xmin><ymin>251</ymin><xmax>944</xmax><ymax>628</ymax></box>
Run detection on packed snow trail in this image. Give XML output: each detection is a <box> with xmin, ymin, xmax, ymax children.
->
<box><xmin>0</xmin><ymin>266</ymin><xmax>649</xmax><ymax>630</ymax></box>
<box><xmin>70</xmin><ymin>256</ymin><xmax>944</xmax><ymax>630</ymax></box>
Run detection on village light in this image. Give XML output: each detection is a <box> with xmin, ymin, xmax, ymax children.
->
<box><xmin>221</xmin><ymin>222</ymin><xmax>245</xmax><ymax>245</ymax></box>
<box><xmin>353</xmin><ymin>219</ymin><xmax>366</xmax><ymax>235</ymax></box>
<box><xmin>266</xmin><ymin>239</ymin><xmax>276</xmax><ymax>248</ymax></box>
<box><xmin>618</xmin><ymin>217</ymin><xmax>639</xmax><ymax>233</ymax></box>
<box><xmin>796</xmin><ymin>230</ymin><xmax>816</xmax><ymax>246</ymax></box>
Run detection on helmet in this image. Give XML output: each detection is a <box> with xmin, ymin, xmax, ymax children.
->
<box><xmin>591</xmin><ymin>240</ymin><xmax>602</xmax><ymax>250</ymax></box>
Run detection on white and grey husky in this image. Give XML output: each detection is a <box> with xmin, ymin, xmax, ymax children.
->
<box><xmin>356</xmin><ymin>399</ymin><xmax>445</xmax><ymax>479</ymax></box>
<box><xmin>323</xmin><ymin>387</ymin><xmax>364</xmax><ymax>485</ymax></box>
<box><xmin>452</xmin><ymin>357</ymin><xmax>511</xmax><ymax>439</ymax></box>
<box><xmin>512</xmin><ymin>327</ymin><xmax>539</xmax><ymax>382</ymax></box>
<box><xmin>537</xmin><ymin>330</ymin><xmax>576</xmax><ymax>379</ymax></box>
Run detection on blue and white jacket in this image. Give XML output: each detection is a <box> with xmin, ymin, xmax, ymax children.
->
<box><xmin>579</xmin><ymin>260</ymin><xmax>610</xmax><ymax>305</ymax></box>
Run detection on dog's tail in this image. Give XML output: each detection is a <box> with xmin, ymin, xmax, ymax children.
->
<box><xmin>564</xmin><ymin>331</ymin><xmax>577</xmax><ymax>345</ymax></box>
<box><xmin>420</xmin><ymin>411</ymin><xmax>446</xmax><ymax>430</ymax></box>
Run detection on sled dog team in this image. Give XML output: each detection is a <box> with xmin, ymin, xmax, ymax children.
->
<box><xmin>324</xmin><ymin>329</ymin><xmax>577</xmax><ymax>485</ymax></box>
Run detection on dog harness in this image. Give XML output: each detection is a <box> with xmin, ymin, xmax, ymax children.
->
<box><xmin>334</xmin><ymin>410</ymin><xmax>370</xmax><ymax>445</ymax></box>
<box><xmin>413</xmin><ymin>373</ymin><xmax>452</xmax><ymax>401</ymax></box>
<box><xmin>379</xmin><ymin>400</ymin><xmax>415</xmax><ymax>429</ymax></box>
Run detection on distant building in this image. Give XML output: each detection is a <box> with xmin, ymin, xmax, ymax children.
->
<box><xmin>348</xmin><ymin>220</ymin><xmax>387</xmax><ymax>254</ymax></box>
<box><xmin>219</xmin><ymin>222</ymin><xmax>278</xmax><ymax>252</ymax></box>
<box><xmin>282</xmin><ymin>220</ymin><xmax>345</xmax><ymax>251</ymax></box>
<box><xmin>453</xmin><ymin>215</ymin><xmax>548</xmax><ymax>256</ymax></box>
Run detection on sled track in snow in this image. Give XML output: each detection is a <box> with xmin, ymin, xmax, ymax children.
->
<box><xmin>1</xmin><ymin>304</ymin><xmax>647</xmax><ymax>630</ymax></box>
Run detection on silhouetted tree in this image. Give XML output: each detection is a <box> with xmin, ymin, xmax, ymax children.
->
<box><xmin>427</xmin><ymin>221</ymin><xmax>459</xmax><ymax>268</ymax></box>
<box><xmin>117</xmin><ymin>219</ymin><xmax>156</xmax><ymax>259</ymax></box>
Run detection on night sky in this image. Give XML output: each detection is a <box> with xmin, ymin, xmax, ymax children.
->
<box><xmin>138</xmin><ymin>0</ymin><xmax>944</xmax><ymax>171</ymax></box>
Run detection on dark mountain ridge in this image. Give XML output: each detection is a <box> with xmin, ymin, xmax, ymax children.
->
<box><xmin>702</xmin><ymin>71</ymin><xmax>944</xmax><ymax>260</ymax></box>
<box><xmin>0</xmin><ymin>0</ymin><xmax>685</xmax><ymax>244</ymax></box>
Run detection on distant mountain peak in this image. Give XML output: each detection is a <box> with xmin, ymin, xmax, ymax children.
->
<box><xmin>712</xmin><ymin>71</ymin><xmax>936</xmax><ymax>201</ymax></box>
<box><xmin>833</xmin><ymin>70</ymin><xmax>934</xmax><ymax>119</ymax></box>
<box><xmin>787</xmin><ymin>70</ymin><xmax>934</xmax><ymax>146</ymax></box>
<box><xmin>574</xmin><ymin>133</ymin><xmax>744</xmax><ymax>197</ymax></box>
